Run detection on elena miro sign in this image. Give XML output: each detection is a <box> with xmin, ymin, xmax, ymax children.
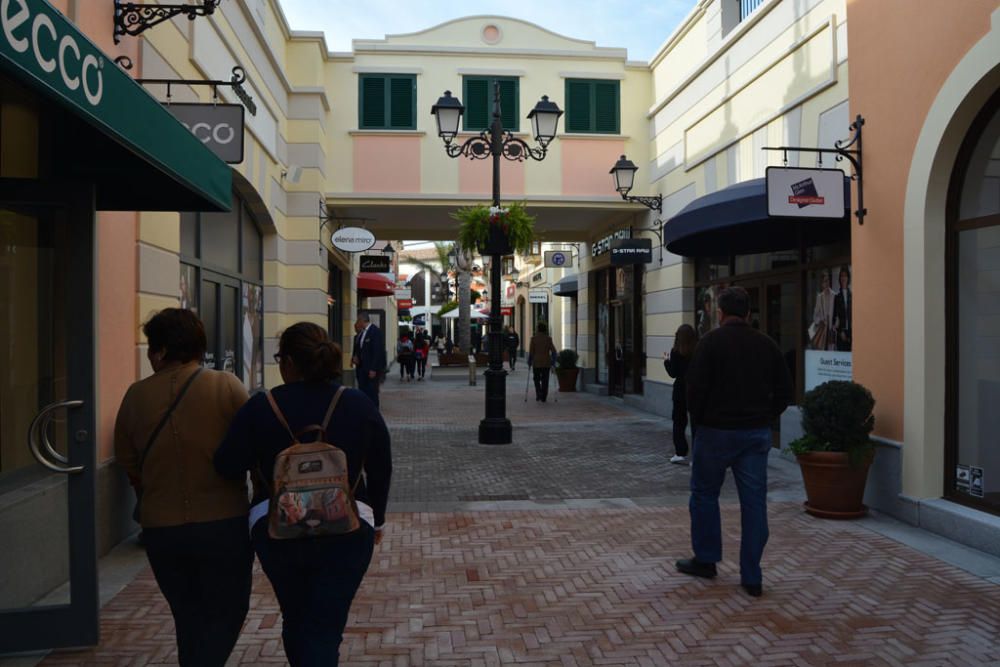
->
<box><xmin>164</xmin><ymin>103</ymin><xmax>244</xmax><ymax>164</ymax></box>
<box><xmin>331</xmin><ymin>227</ymin><xmax>376</xmax><ymax>253</ymax></box>
<box><xmin>591</xmin><ymin>227</ymin><xmax>631</xmax><ymax>257</ymax></box>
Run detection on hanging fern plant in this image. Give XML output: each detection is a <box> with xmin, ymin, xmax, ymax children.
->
<box><xmin>452</xmin><ymin>201</ymin><xmax>536</xmax><ymax>255</ymax></box>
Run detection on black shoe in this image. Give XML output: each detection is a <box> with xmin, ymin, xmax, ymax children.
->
<box><xmin>675</xmin><ymin>558</ymin><xmax>717</xmax><ymax>579</ymax></box>
<box><xmin>741</xmin><ymin>583</ymin><xmax>762</xmax><ymax>597</ymax></box>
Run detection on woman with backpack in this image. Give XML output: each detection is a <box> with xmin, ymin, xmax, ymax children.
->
<box><xmin>214</xmin><ymin>322</ymin><xmax>392</xmax><ymax>666</ymax></box>
<box><xmin>396</xmin><ymin>331</ymin><xmax>416</xmax><ymax>382</ymax></box>
<box><xmin>114</xmin><ymin>308</ymin><xmax>252</xmax><ymax>667</ymax></box>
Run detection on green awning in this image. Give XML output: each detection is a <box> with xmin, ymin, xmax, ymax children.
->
<box><xmin>0</xmin><ymin>0</ymin><xmax>231</xmax><ymax>211</ymax></box>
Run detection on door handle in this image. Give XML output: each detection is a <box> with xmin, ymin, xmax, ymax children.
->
<box><xmin>28</xmin><ymin>400</ymin><xmax>85</xmax><ymax>474</ymax></box>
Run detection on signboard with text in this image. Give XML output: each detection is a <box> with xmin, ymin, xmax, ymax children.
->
<box><xmin>359</xmin><ymin>254</ymin><xmax>390</xmax><ymax>272</ymax></box>
<box><xmin>766</xmin><ymin>167</ymin><xmax>846</xmax><ymax>219</ymax></box>
<box><xmin>332</xmin><ymin>227</ymin><xmax>376</xmax><ymax>253</ymax></box>
<box><xmin>544</xmin><ymin>250</ymin><xmax>572</xmax><ymax>268</ymax></box>
<box><xmin>804</xmin><ymin>350</ymin><xmax>852</xmax><ymax>392</ymax></box>
<box><xmin>165</xmin><ymin>103</ymin><xmax>245</xmax><ymax>164</ymax></box>
<box><xmin>393</xmin><ymin>288</ymin><xmax>411</xmax><ymax>300</ymax></box>
<box><xmin>610</xmin><ymin>238</ymin><xmax>653</xmax><ymax>265</ymax></box>
<box><xmin>501</xmin><ymin>306</ymin><xmax>513</xmax><ymax>316</ymax></box>
<box><xmin>528</xmin><ymin>288</ymin><xmax>548</xmax><ymax>304</ymax></box>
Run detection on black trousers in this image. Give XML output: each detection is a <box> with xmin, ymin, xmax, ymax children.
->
<box><xmin>357</xmin><ymin>372</ymin><xmax>379</xmax><ymax>407</ymax></box>
<box><xmin>672</xmin><ymin>400</ymin><xmax>691</xmax><ymax>457</ymax></box>
<box><xmin>253</xmin><ymin>520</ymin><xmax>375</xmax><ymax>666</ymax></box>
<box><xmin>144</xmin><ymin>516</ymin><xmax>253</xmax><ymax>667</ymax></box>
<box><xmin>416</xmin><ymin>356</ymin><xmax>427</xmax><ymax>377</ymax></box>
<box><xmin>533</xmin><ymin>367</ymin><xmax>551</xmax><ymax>401</ymax></box>
<box><xmin>507</xmin><ymin>348</ymin><xmax>517</xmax><ymax>369</ymax></box>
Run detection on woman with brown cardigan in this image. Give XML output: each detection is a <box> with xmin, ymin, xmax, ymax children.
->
<box><xmin>527</xmin><ymin>322</ymin><xmax>558</xmax><ymax>402</ymax></box>
<box><xmin>114</xmin><ymin>308</ymin><xmax>251</xmax><ymax>667</ymax></box>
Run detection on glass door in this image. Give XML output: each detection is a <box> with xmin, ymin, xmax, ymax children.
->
<box><xmin>0</xmin><ymin>181</ymin><xmax>98</xmax><ymax>651</ymax></box>
<box><xmin>202</xmin><ymin>272</ymin><xmax>241</xmax><ymax>376</ymax></box>
<box><xmin>609</xmin><ymin>301</ymin><xmax>625</xmax><ymax>397</ymax></box>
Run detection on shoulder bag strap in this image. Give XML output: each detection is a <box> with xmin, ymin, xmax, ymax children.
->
<box><xmin>266</xmin><ymin>391</ymin><xmax>298</xmax><ymax>443</ymax></box>
<box><xmin>139</xmin><ymin>367</ymin><xmax>204</xmax><ymax>474</ymax></box>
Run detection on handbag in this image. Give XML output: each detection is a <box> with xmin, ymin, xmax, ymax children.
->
<box><xmin>132</xmin><ymin>367</ymin><xmax>204</xmax><ymax>522</ymax></box>
<box><xmin>809</xmin><ymin>323</ymin><xmax>828</xmax><ymax>350</ymax></box>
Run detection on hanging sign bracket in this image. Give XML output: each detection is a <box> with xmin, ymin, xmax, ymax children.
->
<box><xmin>135</xmin><ymin>66</ymin><xmax>257</xmax><ymax>116</ymax></box>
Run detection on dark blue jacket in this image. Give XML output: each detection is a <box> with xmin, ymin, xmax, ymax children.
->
<box><xmin>353</xmin><ymin>323</ymin><xmax>386</xmax><ymax>375</ymax></box>
<box><xmin>214</xmin><ymin>381</ymin><xmax>392</xmax><ymax>527</ymax></box>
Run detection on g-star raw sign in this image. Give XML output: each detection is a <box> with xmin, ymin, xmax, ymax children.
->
<box><xmin>610</xmin><ymin>238</ymin><xmax>653</xmax><ymax>266</ymax></box>
<box><xmin>331</xmin><ymin>227</ymin><xmax>376</xmax><ymax>253</ymax></box>
<box><xmin>359</xmin><ymin>254</ymin><xmax>390</xmax><ymax>273</ymax></box>
<box><xmin>766</xmin><ymin>167</ymin><xmax>846</xmax><ymax>219</ymax></box>
<box><xmin>592</xmin><ymin>227</ymin><xmax>631</xmax><ymax>257</ymax></box>
<box><xmin>165</xmin><ymin>103</ymin><xmax>245</xmax><ymax>164</ymax></box>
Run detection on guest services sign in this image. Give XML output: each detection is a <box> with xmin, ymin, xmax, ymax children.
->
<box><xmin>766</xmin><ymin>167</ymin><xmax>846</xmax><ymax>219</ymax></box>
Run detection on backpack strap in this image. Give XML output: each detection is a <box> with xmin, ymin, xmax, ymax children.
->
<box><xmin>320</xmin><ymin>386</ymin><xmax>348</xmax><ymax>433</ymax></box>
<box><xmin>266</xmin><ymin>391</ymin><xmax>298</xmax><ymax>443</ymax></box>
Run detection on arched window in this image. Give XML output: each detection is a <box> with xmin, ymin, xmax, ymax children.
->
<box><xmin>947</xmin><ymin>89</ymin><xmax>1000</xmax><ymax>513</ymax></box>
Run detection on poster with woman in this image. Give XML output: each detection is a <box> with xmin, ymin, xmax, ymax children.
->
<box><xmin>805</xmin><ymin>265</ymin><xmax>853</xmax><ymax>390</ymax></box>
<box><xmin>242</xmin><ymin>283</ymin><xmax>263</xmax><ymax>390</ymax></box>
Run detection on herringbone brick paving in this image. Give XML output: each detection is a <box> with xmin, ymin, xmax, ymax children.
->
<box><xmin>37</xmin><ymin>371</ymin><xmax>1000</xmax><ymax>665</ymax></box>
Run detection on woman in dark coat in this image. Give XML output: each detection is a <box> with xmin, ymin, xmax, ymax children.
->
<box><xmin>215</xmin><ymin>322</ymin><xmax>392</xmax><ymax>666</ymax></box>
<box><xmin>664</xmin><ymin>323</ymin><xmax>698</xmax><ymax>464</ymax></box>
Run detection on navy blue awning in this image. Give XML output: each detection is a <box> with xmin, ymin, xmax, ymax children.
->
<box><xmin>663</xmin><ymin>177</ymin><xmax>850</xmax><ymax>257</ymax></box>
<box><xmin>552</xmin><ymin>274</ymin><xmax>578</xmax><ymax>297</ymax></box>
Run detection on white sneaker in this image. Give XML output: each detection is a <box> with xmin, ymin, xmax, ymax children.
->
<box><xmin>670</xmin><ymin>455</ymin><xmax>688</xmax><ymax>465</ymax></box>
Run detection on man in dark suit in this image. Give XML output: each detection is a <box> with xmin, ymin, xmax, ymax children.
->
<box><xmin>833</xmin><ymin>267</ymin><xmax>852</xmax><ymax>351</ymax></box>
<box><xmin>352</xmin><ymin>313</ymin><xmax>386</xmax><ymax>407</ymax></box>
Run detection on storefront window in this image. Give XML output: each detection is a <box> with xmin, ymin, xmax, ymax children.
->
<box><xmin>948</xmin><ymin>94</ymin><xmax>1000</xmax><ymax>511</ymax></box>
<box><xmin>180</xmin><ymin>191</ymin><xmax>264</xmax><ymax>390</ymax></box>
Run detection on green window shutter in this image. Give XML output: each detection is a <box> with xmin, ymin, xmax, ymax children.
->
<box><xmin>389</xmin><ymin>76</ymin><xmax>415</xmax><ymax>129</ymax></box>
<box><xmin>566</xmin><ymin>80</ymin><xmax>592</xmax><ymax>133</ymax></box>
<box><xmin>498</xmin><ymin>78</ymin><xmax>518</xmax><ymax>131</ymax></box>
<box><xmin>360</xmin><ymin>76</ymin><xmax>386</xmax><ymax>128</ymax></box>
<box><xmin>464</xmin><ymin>77</ymin><xmax>490</xmax><ymax>130</ymax></box>
<box><xmin>594</xmin><ymin>82</ymin><xmax>619</xmax><ymax>133</ymax></box>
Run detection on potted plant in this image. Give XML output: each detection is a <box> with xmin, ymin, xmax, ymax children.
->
<box><xmin>788</xmin><ymin>380</ymin><xmax>876</xmax><ymax>519</ymax></box>
<box><xmin>555</xmin><ymin>349</ymin><xmax>579</xmax><ymax>393</ymax></box>
<box><xmin>452</xmin><ymin>202</ymin><xmax>535</xmax><ymax>256</ymax></box>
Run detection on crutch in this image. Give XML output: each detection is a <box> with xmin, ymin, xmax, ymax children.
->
<box><xmin>551</xmin><ymin>365</ymin><xmax>558</xmax><ymax>402</ymax></box>
<box><xmin>523</xmin><ymin>365</ymin><xmax>531</xmax><ymax>402</ymax></box>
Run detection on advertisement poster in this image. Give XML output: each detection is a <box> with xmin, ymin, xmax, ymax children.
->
<box><xmin>179</xmin><ymin>264</ymin><xmax>198</xmax><ymax>313</ymax></box>
<box><xmin>805</xmin><ymin>265</ymin><xmax>852</xmax><ymax>391</ymax></box>
<box><xmin>696</xmin><ymin>284</ymin><xmax>727</xmax><ymax>337</ymax></box>
<box><xmin>242</xmin><ymin>283</ymin><xmax>264</xmax><ymax>390</ymax></box>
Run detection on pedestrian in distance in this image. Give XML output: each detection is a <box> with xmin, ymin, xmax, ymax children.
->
<box><xmin>415</xmin><ymin>331</ymin><xmax>430</xmax><ymax>380</ymax></box>
<box><xmin>114</xmin><ymin>308</ymin><xmax>252</xmax><ymax>667</ymax></box>
<box><xmin>504</xmin><ymin>325</ymin><xmax>520</xmax><ymax>371</ymax></box>
<box><xmin>445</xmin><ymin>335</ymin><xmax>454</xmax><ymax>355</ymax></box>
<box><xmin>215</xmin><ymin>322</ymin><xmax>392</xmax><ymax>667</ymax></box>
<box><xmin>396</xmin><ymin>331</ymin><xmax>416</xmax><ymax>382</ymax></box>
<box><xmin>675</xmin><ymin>286</ymin><xmax>793</xmax><ymax>598</ymax></box>
<box><xmin>526</xmin><ymin>322</ymin><xmax>557</xmax><ymax>402</ymax></box>
<box><xmin>351</xmin><ymin>313</ymin><xmax>386</xmax><ymax>407</ymax></box>
<box><xmin>664</xmin><ymin>324</ymin><xmax>698</xmax><ymax>465</ymax></box>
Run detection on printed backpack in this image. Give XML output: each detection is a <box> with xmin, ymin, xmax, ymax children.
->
<box><xmin>265</xmin><ymin>387</ymin><xmax>364</xmax><ymax>539</ymax></box>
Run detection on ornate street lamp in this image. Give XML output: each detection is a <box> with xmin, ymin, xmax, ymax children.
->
<box><xmin>432</xmin><ymin>83</ymin><xmax>562</xmax><ymax>444</ymax></box>
<box><xmin>610</xmin><ymin>155</ymin><xmax>662</xmax><ymax>213</ymax></box>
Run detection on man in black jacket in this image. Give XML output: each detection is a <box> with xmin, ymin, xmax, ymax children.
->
<box><xmin>352</xmin><ymin>313</ymin><xmax>386</xmax><ymax>408</ymax></box>
<box><xmin>676</xmin><ymin>286</ymin><xmax>793</xmax><ymax>598</ymax></box>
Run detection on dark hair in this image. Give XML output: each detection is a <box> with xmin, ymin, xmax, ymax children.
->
<box><xmin>536</xmin><ymin>321</ymin><xmax>548</xmax><ymax>334</ymax></box>
<box><xmin>718</xmin><ymin>286</ymin><xmax>750</xmax><ymax>319</ymax></box>
<box><xmin>278</xmin><ymin>322</ymin><xmax>341</xmax><ymax>382</ymax></box>
<box><xmin>839</xmin><ymin>266</ymin><xmax>851</xmax><ymax>284</ymax></box>
<box><xmin>143</xmin><ymin>308</ymin><xmax>207</xmax><ymax>364</ymax></box>
<box><xmin>673</xmin><ymin>324</ymin><xmax>698</xmax><ymax>357</ymax></box>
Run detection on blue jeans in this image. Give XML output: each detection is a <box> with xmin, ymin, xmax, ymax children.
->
<box><xmin>689</xmin><ymin>425</ymin><xmax>771</xmax><ymax>585</ymax></box>
<box><xmin>253</xmin><ymin>520</ymin><xmax>375</xmax><ymax>666</ymax></box>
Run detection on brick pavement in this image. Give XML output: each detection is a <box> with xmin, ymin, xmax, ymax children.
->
<box><xmin>37</xmin><ymin>373</ymin><xmax>1000</xmax><ymax>666</ymax></box>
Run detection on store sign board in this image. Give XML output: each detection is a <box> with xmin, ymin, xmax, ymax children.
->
<box><xmin>528</xmin><ymin>288</ymin><xmax>548</xmax><ymax>304</ymax></box>
<box><xmin>332</xmin><ymin>227</ymin><xmax>376</xmax><ymax>253</ymax></box>
<box><xmin>397</xmin><ymin>299</ymin><xmax>413</xmax><ymax>309</ymax></box>
<box><xmin>164</xmin><ymin>103</ymin><xmax>245</xmax><ymax>163</ymax></box>
<box><xmin>394</xmin><ymin>288</ymin><xmax>411</xmax><ymax>300</ymax></box>
<box><xmin>592</xmin><ymin>227</ymin><xmax>631</xmax><ymax>257</ymax></box>
<box><xmin>359</xmin><ymin>254</ymin><xmax>390</xmax><ymax>272</ymax></box>
<box><xmin>610</xmin><ymin>238</ymin><xmax>653</xmax><ymax>266</ymax></box>
<box><xmin>544</xmin><ymin>250</ymin><xmax>572</xmax><ymax>268</ymax></box>
<box><xmin>766</xmin><ymin>167</ymin><xmax>846</xmax><ymax>219</ymax></box>
<box><xmin>804</xmin><ymin>350</ymin><xmax>852</xmax><ymax>392</ymax></box>
<box><xmin>501</xmin><ymin>306</ymin><xmax>513</xmax><ymax>316</ymax></box>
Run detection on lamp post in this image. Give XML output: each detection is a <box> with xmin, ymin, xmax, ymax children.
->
<box><xmin>432</xmin><ymin>83</ymin><xmax>562</xmax><ymax>444</ymax></box>
<box><xmin>610</xmin><ymin>155</ymin><xmax>663</xmax><ymax>213</ymax></box>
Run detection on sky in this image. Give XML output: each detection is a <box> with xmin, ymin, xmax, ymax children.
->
<box><xmin>275</xmin><ymin>0</ymin><xmax>694</xmax><ymax>63</ymax></box>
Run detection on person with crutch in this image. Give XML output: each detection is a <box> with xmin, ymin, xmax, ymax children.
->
<box><xmin>526</xmin><ymin>322</ymin><xmax>557</xmax><ymax>402</ymax></box>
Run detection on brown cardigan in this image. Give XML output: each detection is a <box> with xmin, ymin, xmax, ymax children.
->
<box><xmin>527</xmin><ymin>333</ymin><xmax>557</xmax><ymax>369</ymax></box>
<box><xmin>114</xmin><ymin>362</ymin><xmax>249</xmax><ymax>528</ymax></box>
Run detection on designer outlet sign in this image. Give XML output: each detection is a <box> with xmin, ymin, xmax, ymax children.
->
<box><xmin>766</xmin><ymin>167</ymin><xmax>846</xmax><ymax>219</ymax></box>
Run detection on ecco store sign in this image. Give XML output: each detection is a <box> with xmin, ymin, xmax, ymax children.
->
<box><xmin>165</xmin><ymin>103</ymin><xmax>245</xmax><ymax>164</ymax></box>
<box><xmin>2</xmin><ymin>0</ymin><xmax>103</xmax><ymax>105</ymax></box>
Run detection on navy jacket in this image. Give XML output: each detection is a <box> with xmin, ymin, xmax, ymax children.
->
<box><xmin>353</xmin><ymin>323</ymin><xmax>386</xmax><ymax>375</ymax></box>
<box><xmin>214</xmin><ymin>381</ymin><xmax>392</xmax><ymax>527</ymax></box>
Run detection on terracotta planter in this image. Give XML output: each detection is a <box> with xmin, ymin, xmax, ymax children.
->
<box><xmin>795</xmin><ymin>451</ymin><xmax>873</xmax><ymax>519</ymax></box>
<box><xmin>556</xmin><ymin>368</ymin><xmax>579</xmax><ymax>392</ymax></box>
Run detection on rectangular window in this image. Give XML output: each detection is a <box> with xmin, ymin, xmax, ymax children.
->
<box><xmin>565</xmin><ymin>79</ymin><xmax>619</xmax><ymax>134</ymax></box>
<box><xmin>358</xmin><ymin>74</ymin><xmax>416</xmax><ymax>130</ymax></box>
<box><xmin>462</xmin><ymin>76</ymin><xmax>518</xmax><ymax>132</ymax></box>
<box><xmin>740</xmin><ymin>0</ymin><xmax>765</xmax><ymax>21</ymax></box>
